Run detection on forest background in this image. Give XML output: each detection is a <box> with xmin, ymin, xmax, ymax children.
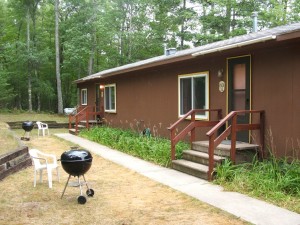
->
<box><xmin>0</xmin><ymin>0</ymin><xmax>299</xmax><ymax>113</ymax></box>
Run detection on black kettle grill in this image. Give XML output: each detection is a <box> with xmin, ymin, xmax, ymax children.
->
<box><xmin>60</xmin><ymin>149</ymin><xmax>94</xmax><ymax>204</ymax></box>
<box><xmin>21</xmin><ymin>121</ymin><xmax>34</xmax><ymax>141</ymax></box>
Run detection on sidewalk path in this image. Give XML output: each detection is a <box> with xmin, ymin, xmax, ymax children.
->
<box><xmin>55</xmin><ymin>133</ymin><xmax>300</xmax><ymax>225</ymax></box>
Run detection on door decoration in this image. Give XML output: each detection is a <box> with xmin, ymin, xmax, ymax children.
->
<box><xmin>219</xmin><ymin>81</ymin><xmax>225</xmax><ymax>93</ymax></box>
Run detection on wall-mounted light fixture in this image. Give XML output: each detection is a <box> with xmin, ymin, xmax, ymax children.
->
<box><xmin>217</xmin><ymin>69</ymin><xmax>223</xmax><ymax>78</ymax></box>
<box><xmin>99</xmin><ymin>85</ymin><xmax>105</xmax><ymax>98</ymax></box>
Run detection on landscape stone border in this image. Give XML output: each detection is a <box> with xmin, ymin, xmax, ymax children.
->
<box><xmin>0</xmin><ymin>146</ymin><xmax>32</xmax><ymax>180</ymax></box>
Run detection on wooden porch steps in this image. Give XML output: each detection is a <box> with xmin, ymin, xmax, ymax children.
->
<box><xmin>172</xmin><ymin>140</ymin><xmax>259</xmax><ymax>180</ymax></box>
<box><xmin>172</xmin><ymin>160</ymin><xmax>209</xmax><ymax>180</ymax></box>
<box><xmin>182</xmin><ymin>150</ymin><xmax>226</xmax><ymax>166</ymax></box>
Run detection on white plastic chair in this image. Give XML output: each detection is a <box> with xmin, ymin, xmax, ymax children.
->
<box><xmin>29</xmin><ymin>149</ymin><xmax>60</xmax><ymax>188</ymax></box>
<box><xmin>36</xmin><ymin>121</ymin><xmax>49</xmax><ymax>137</ymax></box>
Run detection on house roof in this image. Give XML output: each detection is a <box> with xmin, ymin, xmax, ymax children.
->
<box><xmin>76</xmin><ymin>22</ymin><xmax>300</xmax><ymax>83</ymax></box>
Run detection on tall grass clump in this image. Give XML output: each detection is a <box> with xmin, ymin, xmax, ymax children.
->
<box><xmin>79</xmin><ymin>126</ymin><xmax>188</xmax><ymax>167</ymax></box>
<box><xmin>214</xmin><ymin>155</ymin><xmax>300</xmax><ymax>213</ymax></box>
<box><xmin>0</xmin><ymin>126</ymin><xmax>21</xmax><ymax>155</ymax></box>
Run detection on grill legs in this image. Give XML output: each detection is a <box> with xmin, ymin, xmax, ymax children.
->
<box><xmin>61</xmin><ymin>174</ymin><xmax>71</xmax><ymax>199</ymax></box>
<box><xmin>21</xmin><ymin>131</ymin><xmax>31</xmax><ymax>141</ymax></box>
<box><xmin>60</xmin><ymin>174</ymin><xmax>94</xmax><ymax>204</ymax></box>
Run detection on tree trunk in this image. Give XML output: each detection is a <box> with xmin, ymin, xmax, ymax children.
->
<box><xmin>36</xmin><ymin>69</ymin><xmax>40</xmax><ymax>112</ymax></box>
<box><xmin>32</xmin><ymin>1</ymin><xmax>40</xmax><ymax>112</ymax></box>
<box><xmin>88</xmin><ymin>32</ymin><xmax>96</xmax><ymax>75</ymax></box>
<box><xmin>282</xmin><ymin>0</ymin><xmax>288</xmax><ymax>24</ymax></box>
<box><xmin>180</xmin><ymin>0</ymin><xmax>186</xmax><ymax>49</ymax></box>
<box><xmin>224</xmin><ymin>1</ymin><xmax>232</xmax><ymax>38</ymax></box>
<box><xmin>27</xmin><ymin>7</ymin><xmax>32</xmax><ymax>112</ymax></box>
<box><xmin>55</xmin><ymin>0</ymin><xmax>63</xmax><ymax>114</ymax></box>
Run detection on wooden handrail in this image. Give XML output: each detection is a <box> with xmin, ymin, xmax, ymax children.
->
<box><xmin>168</xmin><ymin>109</ymin><xmax>222</xmax><ymax>161</ymax></box>
<box><xmin>206</xmin><ymin>110</ymin><xmax>265</xmax><ymax>181</ymax></box>
<box><xmin>68</xmin><ymin>105</ymin><xmax>103</xmax><ymax>134</ymax></box>
<box><xmin>168</xmin><ymin>109</ymin><xmax>265</xmax><ymax>181</ymax></box>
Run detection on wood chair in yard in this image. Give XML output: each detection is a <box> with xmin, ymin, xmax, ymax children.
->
<box><xmin>29</xmin><ymin>149</ymin><xmax>60</xmax><ymax>188</ymax></box>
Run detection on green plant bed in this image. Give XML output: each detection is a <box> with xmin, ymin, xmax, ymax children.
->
<box><xmin>214</xmin><ymin>158</ymin><xmax>300</xmax><ymax>213</ymax></box>
<box><xmin>79</xmin><ymin>126</ymin><xmax>188</xmax><ymax>167</ymax></box>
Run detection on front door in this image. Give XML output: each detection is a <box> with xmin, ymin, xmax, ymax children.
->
<box><xmin>227</xmin><ymin>55</ymin><xmax>251</xmax><ymax>142</ymax></box>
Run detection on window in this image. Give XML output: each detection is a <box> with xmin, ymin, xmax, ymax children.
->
<box><xmin>178</xmin><ymin>72</ymin><xmax>209</xmax><ymax>119</ymax></box>
<box><xmin>81</xmin><ymin>88</ymin><xmax>87</xmax><ymax>105</ymax></box>
<box><xmin>104</xmin><ymin>84</ymin><xmax>116</xmax><ymax>112</ymax></box>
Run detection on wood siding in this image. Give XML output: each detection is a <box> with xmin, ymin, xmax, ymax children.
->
<box><xmin>78</xmin><ymin>37</ymin><xmax>300</xmax><ymax>158</ymax></box>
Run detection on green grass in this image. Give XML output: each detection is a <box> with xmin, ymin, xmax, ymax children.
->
<box><xmin>80</xmin><ymin>126</ymin><xmax>300</xmax><ymax>213</ymax></box>
<box><xmin>0</xmin><ymin>112</ymin><xmax>69</xmax><ymax>155</ymax></box>
<box><xmin>214</xmin><ymin>157</ymin><xmax>300</xmax><ymax>213</ymax></box>
<box><xmin>79</xmin><ymin>126</ymin><xmax>188</xmax><ymax>167</ymax></box>
<box><xmin>0</xmin><ymin>127</ymin><xmax>20</xmax><ymax>155</ymax></box>
<box><xmin>2</xmin><ymin>112</ymin><xmax>299</xmax><ymax>213</ymax></box>
<box><xmin>0</xmin><ymin>111</ymin><xmax>69</xmax><ymax>123</ymax></box>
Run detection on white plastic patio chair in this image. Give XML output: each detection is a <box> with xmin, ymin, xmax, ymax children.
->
<box><xmin>36</xmin><ymin>121</ymin><xmax>49</xmax><ymax>137</ymax></box>
<box><xmin>29</xmin><ymin>149</ymin><xmax>60</xmax><ymax>188</ymax></box>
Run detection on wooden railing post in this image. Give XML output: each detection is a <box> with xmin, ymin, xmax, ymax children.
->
<box><xmin>75</xmin><ymin>115</ymin><xmax>79</xmax><ymax>135</ymax></box>
<box><xmin>190</xmin><ymin>111</ymin><xmax>196</xmax><ymax>149</ymax></box>
<box><xmin>68</xmin><ymin>115</ymin><xmax>72</xmax><ymax>129</ymax></box>
<box><xmin>260</xmin><ymin>111</ymin><xmax>265</xmax><ymax>159</ymax></box>
<box><xmin>230</xmin><ymin>113</ymin><xmax>237</xmax><ymax>164</ymax></box>
<box><xmin>170</xmin><ymin>129</ymin><xmax>176</xmax><ymax>160</ymax></box>
<box><xmin>208</xmin><ymin>134</ymin><xmax>215</xmax><ymax>181</ymax></box>
<box><xmin>85</xmin><ymin>108</ymin><xmax>88</xmax><ymax>129</ymax></box>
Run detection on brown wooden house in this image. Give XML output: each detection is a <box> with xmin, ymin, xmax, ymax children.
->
<box><xmin>73</xmin><ymin>22</ymin><xmax>300</xmax><ymax>180</ymax></box>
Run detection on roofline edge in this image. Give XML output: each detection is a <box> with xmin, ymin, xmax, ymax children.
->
<box><xmin>191</xmin><ymin>35</ymin><xmax>277</xmax><ymax>57</ymax></box>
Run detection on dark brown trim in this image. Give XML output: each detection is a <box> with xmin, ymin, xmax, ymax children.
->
<box><xmin>277</xmin><ymin>31</ymin><xmax>300</xmax><ymax>41</ymax></box>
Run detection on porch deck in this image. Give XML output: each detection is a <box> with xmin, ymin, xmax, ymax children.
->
<box><xmin>194</xmin><ymin>140</ymin><xmax>260</xmax><ymax>153</ymax></box>
<box><xmin>80</xmin><ymin>120</ymin><xmax>102</xmax><ymax>124</ymax></box>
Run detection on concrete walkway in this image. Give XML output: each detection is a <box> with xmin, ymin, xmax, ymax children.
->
<box><xmin>55</xmin><ymin>133</ymin><xmax>300</xmax><ymax>225</ymax></box>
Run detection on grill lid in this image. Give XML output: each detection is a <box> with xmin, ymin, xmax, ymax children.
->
<box><xmin>22</xmin><ymin>121</ymin><xmax>34</xmax><ymax>131</ymax></box>
<box><xmin>61</xmin><ymin>149</ymin><xmax>92</xmax><ymax>162</ymax></box>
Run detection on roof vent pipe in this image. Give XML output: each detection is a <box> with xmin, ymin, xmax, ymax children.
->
<box><xmin>165</xmin><ymin>48</ymin><xmax>177</xmax><ymax>56</ymax></box>
<box><xmin>164</xmin><ymin>43</ymin><xmax>167</xmax><ymax>56</ymax></box>
<box><xmin>252</xmin><ymin>12</ymin><xmax>258</xmax><ymax>32</ymax></box>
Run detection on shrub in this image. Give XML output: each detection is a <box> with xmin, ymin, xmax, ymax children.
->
<box><xmin>214</xmin><ymin>156</ymin><xmax>300</xmax><ymax>213</ymax></box>
<box><xmin>79</xmin><ymin>126</ymin><xmax>188</xmax><ymax>167</ymax></box>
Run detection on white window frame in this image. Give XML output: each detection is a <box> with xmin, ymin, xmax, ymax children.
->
<box><xmin>178</xmin><ymin>72</ymin><xmax>209</xmax><ymax>120</ymax></box>
<box><xmin>81</xmin><ymin>88</ymin><xmax>87</xmax><ymax>105</ymax></box>
<box><xmin>104</xmin><ymin>83</ymin><xmax>116</xmax><ymax>113</ymax></box>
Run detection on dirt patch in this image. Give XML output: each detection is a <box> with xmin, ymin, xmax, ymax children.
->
<box><xmin>0</xmin><ymin>134</ymin><xmax>249</xmax><ymax>225</ymax></box>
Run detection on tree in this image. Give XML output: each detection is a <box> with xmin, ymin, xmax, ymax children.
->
<box><xmin>0</xmin><ymin>71</ymin><xmax>15</xmax><ymax>108</ymax></box>
<box><xmin>257</xmin><ymin>0</ymin><xmax>300</xmax><ymax>28</ymax></box>
<box><xmin>177</xmin><ymin>0</ymin><xmax>198</xmax><ymax>49</ymax></box>
<box><xmin>0</xmin><ymin>0</ymin><xmax>299</xmax><ymax>112</ymax></box>
<box><xmin>55</xmin><ymin>0</ymin><xmax>63</xmax><ymax>114</ymax></box>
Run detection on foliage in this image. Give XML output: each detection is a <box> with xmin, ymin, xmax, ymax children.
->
<box><xmin>0</xmin><ymin>71</ymin><xmax>15</xmax><ymax>108</ymax></box>
<box><xmin>0</xmin><ymin>0</ymin><xmax>299</xmax><ymax>111</ymax></box>
<box><xmin>79</xmin><ymin>126</ymin><xmax>188</xmax><ymax>167</ymax></box>
<box><xmin>214</xmin><ymin>156</ymin><xmax>300</xmax><ymax>213</ymax></box>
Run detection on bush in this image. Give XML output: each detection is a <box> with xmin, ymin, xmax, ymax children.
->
<box><xmin>214</xmin><ymin>156</ymin><xmax>300</xmax><ymax>213</ymax></box>
<box><xmin>79</xmin><ymin>126</ymin><xmax>188</xmax><ymax>167</ymax></box>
